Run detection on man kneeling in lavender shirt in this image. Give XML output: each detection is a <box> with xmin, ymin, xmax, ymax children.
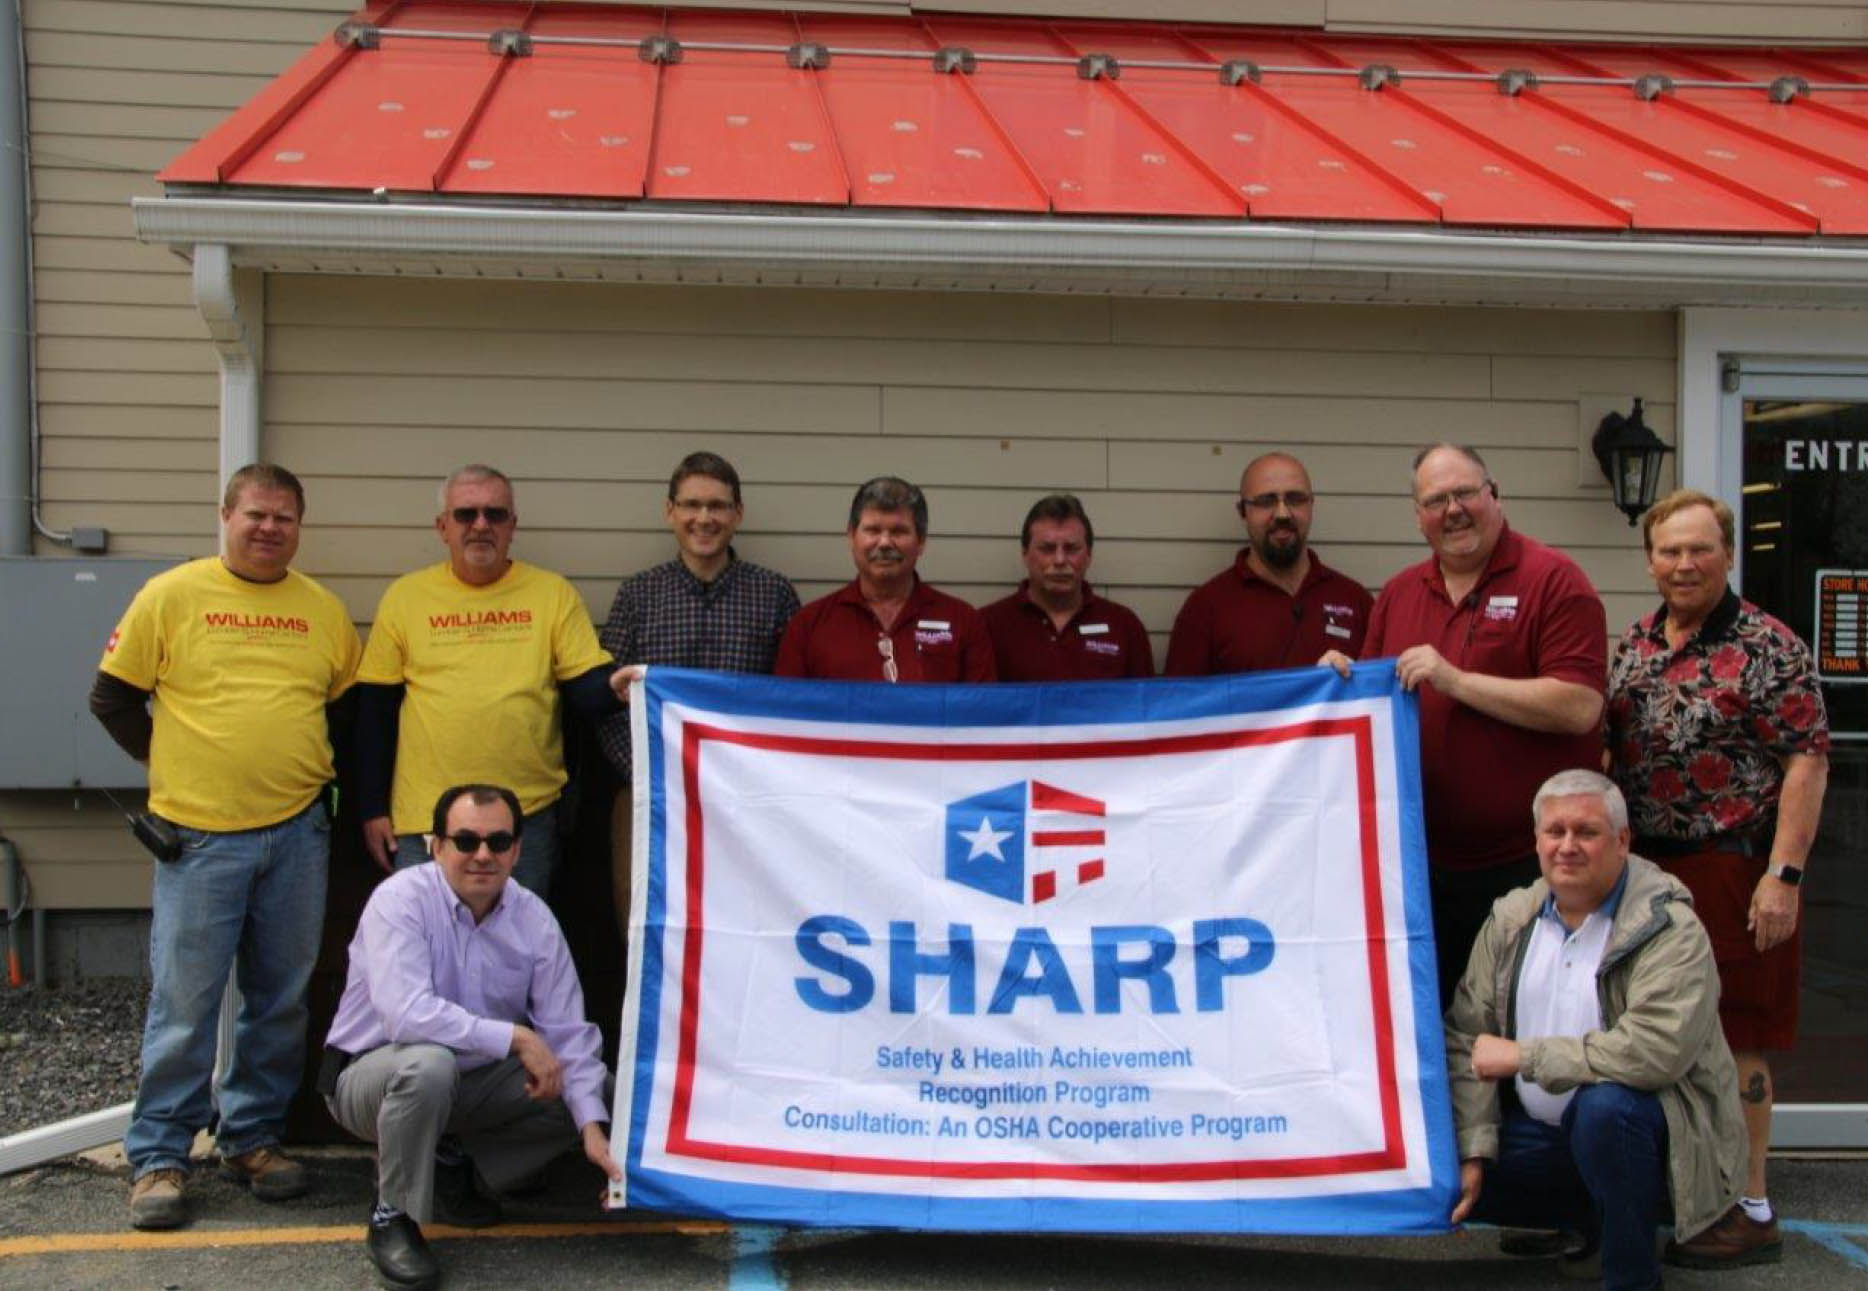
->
<box><xmin>323</xmin><ymin>783</ymin><xmax>620</xmax><ymax>1290</ymax></box>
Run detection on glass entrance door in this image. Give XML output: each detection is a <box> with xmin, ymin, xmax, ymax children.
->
<box><xmin>1734</xmin><ymin>376</ymin><xmax>1868</xmax><ymax>1138</ymax></box>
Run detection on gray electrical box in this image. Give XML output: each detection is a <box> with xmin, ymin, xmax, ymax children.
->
<box><xmin>0</xmin><ymin>556</ymin><xmax>185</xmax><ymax>789</ymax></box>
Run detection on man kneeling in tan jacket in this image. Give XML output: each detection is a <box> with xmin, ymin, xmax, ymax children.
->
<box><xmin>1446</xmin><ymin>769</ymin><xmax>1760</xmax><ymax>1290</ymax></box>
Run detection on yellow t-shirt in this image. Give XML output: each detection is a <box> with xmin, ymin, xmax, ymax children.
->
<box><xmin>358</xmin><ymin>560</ymin><xmax>611</xmax><ymax>832</ymax></box>
<box><xmin>99</xmin><ymin>557</ymin><xmax>363</xmax><ymax>832</ymax></box>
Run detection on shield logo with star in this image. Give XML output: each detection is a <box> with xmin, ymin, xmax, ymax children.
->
<box><xmin>943</xmin><ymin>780</ymin><xmax>1106</xmax><ymax>905</ymax></box>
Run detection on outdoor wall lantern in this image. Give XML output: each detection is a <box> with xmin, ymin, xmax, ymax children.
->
<box><xmin>1592</xmin><ymin>397</ymin><xmax>1673</xmax><ymax>526</ymax></box>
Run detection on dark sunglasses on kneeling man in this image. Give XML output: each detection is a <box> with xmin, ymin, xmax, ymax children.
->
<box><xmin>440</xmin><ymin>829</ymin><xmax>517</xmax><ymax>855</ymax></box>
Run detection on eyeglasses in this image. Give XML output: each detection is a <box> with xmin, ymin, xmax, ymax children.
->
<box><xmin>450</xmin><ymin>506</ymin><xmax>512</xmax><ymax>526</ymax></box>
<box><xmin>877</xmin><ymin>636</ymin><xmax>899</xmax><ymax>683</ymax></box>
<box><xmin>671</xmin><ymin>499</ymin><xmax>738</xmax><ymax>518</ymax></box>
<box><xmin>441</xmin><ymin>829</ymin><xmax>517</xmax><ymax>855</ymax></box>
<box><xmin>1415</xmin><ymin>483</ymin><xmax>1490</xmax><ymax>514</ymax></box>
<box><xmin>1240</xmin><ymin>491</ymin><xmax>1313</xmax><ymax>513</ymax></box>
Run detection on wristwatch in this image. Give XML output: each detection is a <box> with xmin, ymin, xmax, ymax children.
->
<box><xmin>1768</xmin><ymin>863</ymin><xmax>1804</xmax><ymax>887</ymax></box>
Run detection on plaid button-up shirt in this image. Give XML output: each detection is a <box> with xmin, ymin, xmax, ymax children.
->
<box><xmin>596</xmin><ymin>552</ymin><xmax>800</xmax><ymax>778</ymax></box>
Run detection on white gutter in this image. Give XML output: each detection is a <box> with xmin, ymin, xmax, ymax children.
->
<box><xmin>190</xmin><ymin>242</ymin><xmax>263</xmax><ymax>491</ymax></box>
<box><xmin>135</xmin><ymin>196</ymin><xmax>1868</xmax><ymax>297</ymax></box>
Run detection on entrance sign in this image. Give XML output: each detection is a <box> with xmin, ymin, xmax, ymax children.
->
<box><xmin>1814</xmin><ymin>569</ymin><xmax>1868</xmax><ymax>683</ymax></box>
<box><xmin>608</xmin><ymin>664</ymin><xmax>1454</xmax><ymax>1233</ymax></box>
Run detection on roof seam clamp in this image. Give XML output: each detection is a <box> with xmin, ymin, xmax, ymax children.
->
<box><xmin>933</xmin><ymin>46</ymin><xmax>976</xmax><ymax>75</ymax></box>
<box><xmin>638</xmin><ymin>34</ymin><xmax>682</xmax><ymax>65</ymax></box>
<box><xmin>1077</xmin><ymin>53</ymin><xmax>1119</xmax><ymax>81</ymax></box>
<box><xmin>787</xmin><ymin>42</ymin><xmax>830</xmax><ymax>70</ymax></box>
<box><xmin>334</xmin><ymin>20</ymin><xmax>379</xmax><ymax>49</ymax></box>
<box><xmin>1769</xmin><ymin>75</ymin><xmax>1811</xmax><ymax>104</ymax></box>
<box><xmin>487</xmin><ymin>28</ymin><xmax>532</xmax><ymax>57</ymax></box>
<box><xmin>1633</xmin><ymin>73</ymin><xmax>1674</xmax><ymax>101</ymax></box>
<box><xmin>1359</xmin><ymin>63</ymin><xmax>1400</xmax><ymax>91</ymax></box>
<box><xmin>1218</xmin><ymin>59</ymin><xmax>1260</xmax><ymax>87</ymax></box>
<box><xmin>1497</xmin><ymin>68</ymin><xmax>1538</xmax><ymax>96</ymax></box>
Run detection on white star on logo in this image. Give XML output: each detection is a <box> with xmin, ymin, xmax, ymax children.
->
<box><xmin>958</xmin><ymin>815</ymin><xmax>1013</xmax><ymax>862</ymax></box>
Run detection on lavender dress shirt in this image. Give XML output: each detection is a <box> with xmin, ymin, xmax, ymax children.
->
<box><xmin>326</xmin><ymin>863</ymin><xmax>609</xmax><ymax>1129</ymax></box>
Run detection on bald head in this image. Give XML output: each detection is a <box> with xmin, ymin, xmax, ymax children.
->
<box><xmin>1238</xmin><ymin>453</ymin><xmax>1315</xmax><ymax>572</ymax></box>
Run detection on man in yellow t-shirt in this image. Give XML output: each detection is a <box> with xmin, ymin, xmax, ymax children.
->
<box><xmin>356</xmin><ymin>464</ymin><xmax>626</xmax><ymax>898</ymax></box>
<box><xmin>89</xmin><ymin>463</ymin><xmax>362</xmax><ymax>1232</ymax></box>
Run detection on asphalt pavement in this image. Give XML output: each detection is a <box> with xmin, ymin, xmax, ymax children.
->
<box><xmin>2</xmin><ymin>1145</ymin><xmax>1865</xmax><ymax>1289</ymax></box>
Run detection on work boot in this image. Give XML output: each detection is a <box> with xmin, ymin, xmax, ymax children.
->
<box><xmin>1664</xmin><ymin>1204</ymin><xmax>1782</xmax><ymax>1268</ymax></box>
<box><xmin>219</xmin><ymin>1146</ymin><xmax>310</xmax><ymax>1201</ymax></box>
<box><xmin>128</xmin><ymin>1168</ymin><xmax>187</xmax><ymax>1230</ymax></box>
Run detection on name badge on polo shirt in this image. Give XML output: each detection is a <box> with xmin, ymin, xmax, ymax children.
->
<box><xmin>1485</xmin><ymin>595</ymin><xmax>1519</xmax><ymax>623</ymax></box>
<box><xmin>1078</xmin><ymin>623</ymin><xmax>1110</xmax><ymax>636</ymax></box>
<box><xmin>1322</xmin><ymin>602</ymin><xmax>1357</xmax><ymax>640</ymax></box>
<box><xmin>915</xmin><ymin>619</ymin><xmax>954</xmax><ymax>646</ymax></box>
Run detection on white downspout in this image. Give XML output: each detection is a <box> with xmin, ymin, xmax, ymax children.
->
<box><xmin>192</xmin><ymin>243</ymin><xmax>264</xmax><ymax>490</ymax></box>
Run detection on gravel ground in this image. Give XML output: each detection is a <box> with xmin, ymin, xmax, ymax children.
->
<box><xmin>0</xmin><ymin>980</ymin><xmax>145</xmax><ymax>1136</ymax></box>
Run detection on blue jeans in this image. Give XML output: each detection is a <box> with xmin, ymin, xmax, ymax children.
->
<box><xmin>126</xmin><ymin>800</ymin><xmax>330</xmax><ymax>1177</ymax></box>
<box><xmin>1474</xmin><ymin>1083</ymin><xmax>1671</xmax><ymax>1291</ymax></box>
<box><xmin>393</xmin><ymin>802</ymin><xmax>560</xmax><ymax>900</ymax></box>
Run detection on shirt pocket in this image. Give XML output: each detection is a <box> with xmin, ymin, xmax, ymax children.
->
<box><xmin>911</xmin><ymin>634</ymin><xmax>960</xmax><ymax>681</ymax></box>
<box><xmin>1463</xmin><ymin>613</ymin><xmax>1523</xmax><ymax>672</ymax></box>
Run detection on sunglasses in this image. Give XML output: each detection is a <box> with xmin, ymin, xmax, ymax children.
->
<box><xmin>877</xmin><ymin>636</ymin><xmax>899</xmax><ymax>683</ymax></box>
<box><xmin>451</xmin><ymin>506</ymin><xmax>512</xmax><ymax>526</ymax></box>
<box><xmin>441</xmin><ymin>829</ymin><xmax>517</xmax><ymax>855</ymax></box>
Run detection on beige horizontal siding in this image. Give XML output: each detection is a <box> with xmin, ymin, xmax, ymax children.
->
<box><xmin>24</xmin><ymin>0</ymin><xmax>357</xmax><ymax>591</ymax></box>
<box><xmin>0</xmin><ymin>793</ymin><xmax>150</xmax><ymax>910</ymax></box>
<box><xmin>264</xmin><ymin>276</ymin><xmax>1671</xmax><ymax>637</ymax></box>
<box><xmin>13</xmin><ymin>0</ymin><xmax>1706</xmax><ymax>911</ymax></box>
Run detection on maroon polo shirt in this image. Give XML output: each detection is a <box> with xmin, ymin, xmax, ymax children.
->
<box><xmin>982</xmin><ymin>582</ymin><xmax>1155</xmax><ymax>682</ymax></box>
<box><xmin>1164</xmin><ymin>550</ymin><xmax>1372</xmax><ymax>676</ymax></box>
<box><xmin>1363</xmin><ymin>525</ymin><xmax>1607</xmax><ymax>872</ymax></box>
<box><xmin>776</xmin><ymin>577</ymin><xmax>996</xmax><ymax>683</ymax></box>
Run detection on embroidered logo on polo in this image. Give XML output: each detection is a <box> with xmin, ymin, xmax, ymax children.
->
<box><xmin>943</xmin><ymin>780</ymin><xmax>1108</xmax><ymax>905</ymax></box>
<box><xmin>1484</xmin><ymin>595</ymin><xmax>1519</xmax><ymax>622</ymax></box>
<box><xmin>1322</xmin><ymin>601</ymin><xmax>1360</xmax><ymax>640</ymax></box>
<box><xmin>914</xmin><ymin>618</ymin><xmax>954</xmax><ymax>647</ymax></box>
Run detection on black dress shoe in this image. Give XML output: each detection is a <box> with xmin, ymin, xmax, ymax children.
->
<box><xmin>367</xmin><ymin>1214</ymin><xmax>439</xmax><ymax>1290</ymax></box>
<box><xmin>433</xmin><ymin>1157</ymin><xmax>502</xmax><ymax>1229</ymax></box>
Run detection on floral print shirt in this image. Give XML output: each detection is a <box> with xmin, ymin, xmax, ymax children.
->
<box><xmin>1607</xmin><ymin>588</ymin><xmax>1829</xmax><ymax>841</ymax></box>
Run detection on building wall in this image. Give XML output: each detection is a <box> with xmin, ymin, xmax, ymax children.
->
<box><xmin>5</xmin><ymin>0</ymin><xmax>1692</xmax><ymax>912</ymax></box>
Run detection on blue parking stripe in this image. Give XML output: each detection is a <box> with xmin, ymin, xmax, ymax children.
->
<box><xmin>726</xmin><ymin>1225</ymin><xmax>786</xmax><ymax>1291</ymax></box>
<box><xmin>1785</xmin><ymin>1219</ymin><xmax>1868</xmax><ymax>1273</ymax></box>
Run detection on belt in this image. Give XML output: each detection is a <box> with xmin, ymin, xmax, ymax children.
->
<box><xmin>1634</xmin><ymin>831</ymin><xmax>1763</xmax><ymax>860</ymax></box>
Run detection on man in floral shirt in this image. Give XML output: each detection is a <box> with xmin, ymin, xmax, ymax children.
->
<box><xmin>1607</xmin><ymin>488</ymin><xmax>1829</xmax><ymax>1271</ymax></box>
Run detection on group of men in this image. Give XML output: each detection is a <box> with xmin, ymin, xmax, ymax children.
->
<box><xmin>90</xmin><ymin>443</ymin><xmax>1825</xmax><ymax>1291</ymax></box>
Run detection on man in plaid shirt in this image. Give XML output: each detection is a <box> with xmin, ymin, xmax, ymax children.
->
<box><xmin>596</xmin><ymin>452</ymin><xmax>800</xmax><ymax>942</ymax></box>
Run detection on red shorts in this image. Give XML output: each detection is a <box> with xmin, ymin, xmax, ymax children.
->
<box><xmin>1653</xmin><ymin>846</ymin><xmax>1800</xmax><ymax>1051</ymax></box>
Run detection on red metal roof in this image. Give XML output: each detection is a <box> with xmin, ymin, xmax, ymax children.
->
<box><xmin>160</xmin><ymin>3</ymin><xmax>1868</xmax><ymax>237</ymax></box>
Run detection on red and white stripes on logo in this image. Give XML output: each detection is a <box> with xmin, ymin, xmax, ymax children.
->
<box><xmin>1028</xmin><ymin>780</ymin><xmax>1106</xmax><ymax>903</ymax></box>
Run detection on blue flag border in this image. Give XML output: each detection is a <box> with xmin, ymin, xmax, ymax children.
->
<box><xmin>619</xmin><ymin>661</ymin><xmax>1455</xmax><ymax>1234</ymax></box>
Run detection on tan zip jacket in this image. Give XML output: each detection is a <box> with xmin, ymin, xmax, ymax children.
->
<box><xmin>1444</xmin><ymin>854</ymin><xmax>1745</xmax><ymax>1241</ymax></box>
